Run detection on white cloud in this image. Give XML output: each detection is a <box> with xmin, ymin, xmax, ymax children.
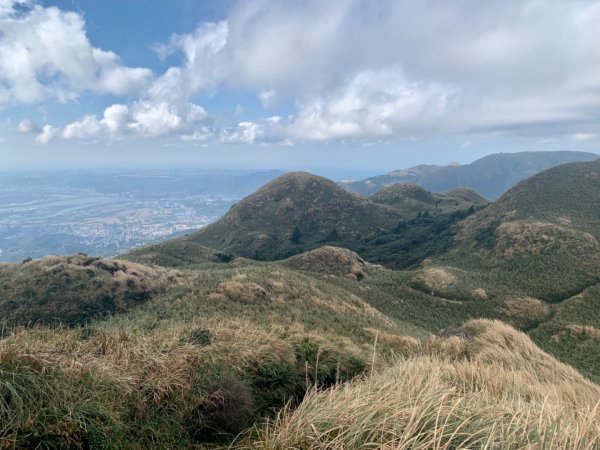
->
<box><xmin>156</xmin><ymin>0</ymin><xmax>600</xmax><ymax>141</ymax></box>
<box><xmin>221</xmin><ymin>116</ymin><xmax>289</xmax><ymax>144</ymax></box>
<box><xmin>149</xmin><ymin>21</ymin><xmax>229</xmax><ymax>104</ymax></box>
<box><xmin>17</xmin><ymin>118</ymin><xmax>40</xmax><ymax>133</ymax></box>
<box><xmin>12</xmin><ymin>0</ymin><xmax>600</xmax><ymax>144</ymax></box>
<box><xmin>572</xmin><ymin>133</ymin><xmax>596</xmax><ymax>142</ymax></box>
<box><xmin>35</xmin><ymin>124</ymin><xmax>58</xmax><ymax>144</ymax></box>
<box><xmin>62</xmin><ymin>101</ymin><xmax>211</xmax><ymax>141</ymax></box>
<box><xmin>258</xmin><ymin>88</ymin><xmax>277</xmax><ymax>109</ymax></box>
<box><xmin>0</xmin><ymin>1</ymin><xmax>152</xmax><ymax>105</ymax></box>
<box><xmin>289</xmin><ymin>67</ymin><xmax>456</xmax><ymax>140</ymax></box>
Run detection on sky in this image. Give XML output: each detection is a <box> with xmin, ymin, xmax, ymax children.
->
<box><xmin>0</xmin><ymin>0</ymin><xmax>599</xmax><ymax>176</ymax></box>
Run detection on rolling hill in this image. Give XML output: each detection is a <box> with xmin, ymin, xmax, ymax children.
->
<box><xmin>154</xmin><ymin>171</ymin><xmax>406</xmax><ymax>260</ymax></box>
<box><xmin>442</xmin><ymin>159</ymin><xmax>600</xmax><ymax>299</ymax></box>
<box><xmin>343</xmin><ymin>151</ymin><xmax>598</xmax><ymax>199</ymax></box>
<box><xmin>4</xmin><ymin>159</ymin><xmax>600</xmax><ymax>448</ymax></box>
<box><xmin>369</xmin><ymin>183</ymin><xmax>488</xmax><ymax>217</ymax></box>
<box><xmin>126</xmin><ymin>172</ymin><xmax>487</xmax><ymax>268</ymax></box>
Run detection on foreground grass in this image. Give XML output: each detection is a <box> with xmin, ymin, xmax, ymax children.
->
<box><xmin>0</xmin><ymin>259</ymin><xmax>415</xmax><ymax>448</ymax></box>
<box><xmin>242</xmin><ymin>320</ymin><xmax>600</xmax><ymax>449</ymax></box>
<box><xmin>0</xmin><ymin>319</ymin><xmax>372</xmax><ymax>449</ymax></box>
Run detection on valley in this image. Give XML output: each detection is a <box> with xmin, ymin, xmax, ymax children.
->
<box><xmin>0</xmin><ymin>170</ymin><xmax>281</xmax><ymax>262</ymax></box>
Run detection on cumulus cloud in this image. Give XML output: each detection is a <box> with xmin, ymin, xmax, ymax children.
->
<box><xmin>0</xmin><ymin>1</ymin><xmax>152</xmax><ymax>105</ymax></box>
<box><xmin>14</xmin><ymin>0</ymin><xmax>600</xmax><ymax>144</ymax></box>
<box><xmin>35</xmin><ymin>124</ymin><xmax>58</xmax><ymax>144</ymax></box>
<box><xmin>59</xmin><ymin>18</ymin><xmax>222</xmax><ymax>143</ymax></box>
<box><xmin>62</xmin><ymin>101</ymin><xmax>211</xmax><ymax>140</ymax></box>
<box><xmin>289</xmin><ymin>67</ymin><xmax>457</xmax><ymax>140</ymax></box>
<box><xmin>17</xmin><ymin>118</ymin><xmax>40</xmax><ymax>133</ymax></box>
<box><xmin>149</xmin><ymin>0</ymin><xmax>600</xmax><ymax>142</ymax></box>
<box><xmin>149</xmin><ymin>21</ymin><xmax>229</xmax><ymax>104</ymax></box>
<box><xmin>221</xmin><ymin>116</ymin><xmax>289</xmax><ymax>144</ymax></box>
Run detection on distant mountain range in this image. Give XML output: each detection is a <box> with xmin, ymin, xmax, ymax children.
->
<box><xmin>341</xmin><ymin>151</ymin><xmax>599</xmax><ymax>199</ymax></box>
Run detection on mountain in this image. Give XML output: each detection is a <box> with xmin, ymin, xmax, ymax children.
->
<box><xmin>370</xmin><ymin>183</ymin><xmax>488</xmax><ymax>217</ymax></box>
<box><xmin>4</xmin><ymin>161</ymin><xmax>600</xmax><ymax>447</ymax></box>
<box><xmin>174</xmin><ymin>171</ymin><xmax>406</xmax><ymax>260</ymax></box>
<box><xmin>343</xmin><ymin>151</ymin><xmax>598</xmax><ymax>199</ymax></box>
<box><xmin>126</xmin><ymin>173</ymin><xmax>488</xmax><ymax>269</ymax></box>
<box><xmin>416</xmin><ymin>159</ymin><xmax>600</xmax><ymax>380</ymax></box>
<box><xmin>445</xmin><ymin>158</ymin><xmax>600</xmax><ymax>301</ymax></box>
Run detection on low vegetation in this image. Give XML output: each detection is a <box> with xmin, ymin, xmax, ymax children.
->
<box><xmin>242</xmin><ymin>320</ymin><xmax>600</xmax><ymax>449</ymax></box>
<box><xmin>370</xmin><ymin>183</ymin><xmax>488</xmax><ymax>217</ymax></box>
<box><xmin>0</xmin><ymin>254</ymin><xmax>179</xmax><ymax>327</ymax></box>
<box><xmin>4</xmin><ymin>160</ymin><xmax>600</xmax><ymax>448</ymax></box>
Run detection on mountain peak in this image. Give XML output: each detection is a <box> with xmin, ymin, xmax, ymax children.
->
<box><xmin>188</xmin><ymin>171</ymin><xmax>403</xmax><ymax>260</ymax></box>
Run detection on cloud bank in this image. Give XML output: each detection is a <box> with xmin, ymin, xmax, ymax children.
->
<box><xmin>4</xmin><ymin>0</ymin><xmax>600</xmax><ymax>145</ymax></box>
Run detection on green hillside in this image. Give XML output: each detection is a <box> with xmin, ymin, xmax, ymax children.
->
<box><xmin>370</xmin><ymin>183</ymin><xmax>488</xmax><ymax>217</ymax></box>
<box><xmin>4</xmin><ymin>161</ymin><xmax>600</xmax><ymax>448</ymax></box>
<box><xmin>161</xmin><ymin>172</ymin><xmax>406</xmax><ymax>261</ymax></box>
<box><xmin>412</xmin><ymin>159</ymin><xmax>600</xmax><ymax>383</ymax></box>
<box><xmin>126</xmin><ymin>173</ymin><xmax>485</xmax><ymax>269</ymax></box>
<box><xmin>441</xmin><ymin>159</ymin><xmax>600</xmax><ymax>300</ymax></box>
<box><xmin>0</xmin><ymin>254</ymin><xmax>179</xmax><ymax>327</ymax></box>
<box><xmin>123</xmin><ymin>237</ymin><xmax>234</xmax><ymax>268</ymax></box>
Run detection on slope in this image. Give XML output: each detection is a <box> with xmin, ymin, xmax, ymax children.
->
<box><xmin>370</xmin><ymin>183</ymin><xmax>488</xmax><ymax>217</ymax></box>
<box><xmin>175</xmin><ymin>171</ymin><xmax>405</xmax><ymax>260</ymax></box>
<box><xmin>0</xmin><ymin>251</ymin><xmax>429</xmax><ymax>448</ymax></box>
<box><xmin>246</xmin><ymin>319</ymin><xmax>600</xmax><ymax>449</ymax></box>
<box><xmin>441</xmin><ymin>159</ymin><xmax>600</xmax><ymax>300</ymax></box>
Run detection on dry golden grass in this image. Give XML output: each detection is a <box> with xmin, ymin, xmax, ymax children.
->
<box><xmin>503</xmin><ymin>297</ymin><xmax>550</xmax><ymax>323</ymax></box>
<box><xmin>410</xmin><ymin>268</ymin><xmax>456</xmax><ymax>292</ymax></box>
<box><xmin>242</xmin><ymin>320</ymin><xmax>600</xmax><ymax>449</ymax></box>
<box><xmin>283</xmin><ymin>246</ymin><xmax>380</xmax><ymax>280</ymax></box>
<box><xmin>494</xmin><ymin>221</ymin><xmax>599</xmax><ymax>259</ymax></box>
<box><xmin>470</xmin><ymin>288</ymin><xmax>488</xmax><ymax>300</ymax></box>
<box><xmin>552</xmin><ymin>325</ymin><xmax>600</xmax><ymax>343</ymax></box>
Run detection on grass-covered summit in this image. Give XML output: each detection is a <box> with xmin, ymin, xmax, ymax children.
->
<box><xmin>127</xmin><ymin>172</ymin><xmax>486</xmax><ymax>269</ymax></box>
<box><xmin>443</xmin><ymin>159</ymin><xmax>600</xmax><ymax>300</ymax></box>
<box><xmin>370</xmin><ymin>183</ymin><xmax>488</xmax><ymax>217</ymax></box>
<box><xmin>181</xmin><ymin>171</ymin><xmax>405</xmax><ymax>260</ymax></box>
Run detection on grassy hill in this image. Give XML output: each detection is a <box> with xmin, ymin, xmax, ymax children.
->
<box><xmin>0</xmin><ymin>254</ymin><xmax>179</xmax><ymax>327</ymax></box>
<box><xmin>151</xmin><ymin>172</ymin><xmax>406</xmax><ymax>261</ymax></box>
<box><xmin>126</xmin><ymin>173</ymin><xmax>486</xmax><ymax>269</ymax></box>
<box><xmin>406</xmin><ymin>159</ymin><xmax>600</xmax><ymax>383</ymax></box>
<box><xmin>123</xmin><ymin>237</ymin><xmax>234</xmax><ymax>268</ymax></box>
<box><xmin>343</xmin><ymin>151</ymin><xmax>598</xmax><ymax>199</ymax></box>
<box><xmin>370</xmin><ymin>183</ymin><xmax>488</xmax><ymax>217</ymax></box>
<box><xmin>0</xmin><ymin>252</ymin><xmax>432</xmax><ymax>448</ymax></box>
<box><xmin>244</xmin><ymin>320</ymin><xmax>600</xmax><ymax>449</ymax></box>
<box><xmin>4</xmin><ymin>160</ymin><xmax>600</xmax><ymax>448</ymax></box>
<box><xmin>441</xmin><ymin>159</ymin><xmax>600</xmax><ymax>300</ymax></box>
<box><xmin>3</xmin><ymin>248</ymin><xmax>599</xmax><ymax>448</ymax></box>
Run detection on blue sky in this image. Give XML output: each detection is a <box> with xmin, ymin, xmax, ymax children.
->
<box><xmin>1</xmin><ymin>0</ymin><xmax>599</xmax><ymax>175</ymax></box>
